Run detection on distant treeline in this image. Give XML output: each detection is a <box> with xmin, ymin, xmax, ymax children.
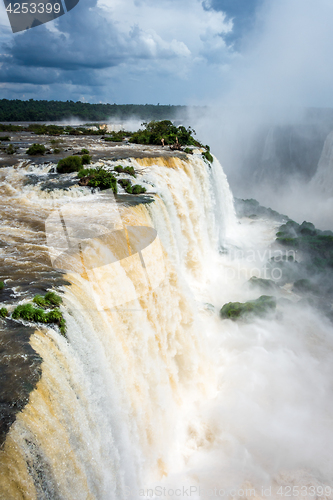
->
<box><xmin>0</xmin><ymin>99</ymin><xmax>188</xmax><ymax>122</ymax></box>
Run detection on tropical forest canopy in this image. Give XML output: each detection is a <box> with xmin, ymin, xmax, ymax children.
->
<box><xmin>0</xmin><ymin>99</ymin><xmax>189</xmax><ymax>122</ymax></box>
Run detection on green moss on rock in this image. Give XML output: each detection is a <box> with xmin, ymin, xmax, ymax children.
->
<box><xmin>220</xmin><ymin>295</ymin><xmax>276</xmax><ymax>321</ymax></box>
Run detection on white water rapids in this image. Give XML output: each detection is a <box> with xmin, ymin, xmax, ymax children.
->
<box><xmin>0</xmin><ymin>155</ymin><xmax>333</xmax><ymax>500</ymax></box>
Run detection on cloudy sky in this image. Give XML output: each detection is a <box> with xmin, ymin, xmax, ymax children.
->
<box><xmin>0</xmin><ymin>0</ymin><xmax>333</xmax><ymax>105</ymax></box>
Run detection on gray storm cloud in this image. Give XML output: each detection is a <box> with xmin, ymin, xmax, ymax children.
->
<box><xmin>190</xmin><ymin>0</ymin><xmax>333</xmax><ymax>229</ymax></box>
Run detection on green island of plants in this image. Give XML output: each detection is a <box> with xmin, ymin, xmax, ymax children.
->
<box><xmin>26</xmin><ymin>143</ymin><xmax>47</xmax><ymax>155</ymax></box>
<box><xmin>11</xmin><ymin>292</ymin><xmax>66</xmax><ymax>335</ymax></box>
<box><xmin>0</xmin><ymin>281</ymin><xmax>4</xmax><ymax>290</ymax></box>
<box><xmin>104</xmin><ymin>131</ymin><xmax>132</xmax><ymax>142</ymax></box>
<box><xmin>57</xmin><ymin>153</ymin><xmax>91</xmax><ymax>173</ymax></box>
<box><xmin>118</xmin><ymin>178</ymin><xmax>146</xmax><ymax>194</ymax></box>
<box><xmin>129</xmin><ymin>120</ymin><xmax>201</xmax><ymax>147</ymax></box>
<box><xmin>78</xmin><ymin>167</ymin><xmax>117</xmax><ymax>193</ymax></box>
<box><xmin>220</xmin><ymin>295</ymin><xmax>277</xmax><ymax>320</ymax></box>
<box><xmin>32</xmin><ymin>291</ymin><xmax>62</xmax><ymax>308</ymax></box>
<box><xmin>57</xmin><ymin>155</ymin><xmax>83</xmax><ymax>173</ymax></box>
<box><xmin>114</xmin><ymin>165</ymin><xmax>136</xmax><ymax>177</ymax></box>
<box><xmin>270</xmin><ymin>218</ymin><xmax>333</xmax><ymax>321</ymax></box>
<box><xmin>202</xmin><ymin>151</ymin><xmax>214</xmax><ymax>163</ymax></box>
<box><xmin>0</xmin><ymin>307</ymin><xmax>8</xmax><ymax>318</ymax></box>
<box><xmin>276</xmin><ymin>220</ymin><xmax>333</xmax><ymax>270</ymax></box>
<box><xmin>81</xmin><ymin>154</ymin><xmax>91</xmax><ymax>165</ymax></box>
<box><xmin>235</xmin><ymin>198</ymin><xmax>288</xmax><ymax>221</ymax></box>
<box><xmin>86</xmin><ymin>169</ymin><xmax>118</xmax><ymax>192</ymax></box>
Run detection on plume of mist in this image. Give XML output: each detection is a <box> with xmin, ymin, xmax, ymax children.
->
<box><xmin>188</xmin><ymin>0</ymin><xmax>333</xmax><ymax>230</ymax></box>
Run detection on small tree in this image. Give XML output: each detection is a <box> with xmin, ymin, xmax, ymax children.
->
<box><xmin>57</xmin><ymin>156</ymin><xmax>82</xmax><ymax>173</ymax></box>
<box><xmin>81</xmin><ymin>154</ymin><xmax>91</xmax><ymax>165</ymax></box>
<box><xmin>26</xmin><ymin>143</ymin><xmax>47</xmax><ymax>155</ymax></box>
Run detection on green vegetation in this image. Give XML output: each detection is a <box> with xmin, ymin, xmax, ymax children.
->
<box><xmin>0</xmin><ymin>281</ymin><xmax>4</xmax><ymax>290</ymax></box>
<box><xmin>0</xmin><ymin>99</ymin><xmax>187</xmax><ymax>122</ymax></box>
<box><xmin>80</xmin><ymin>148</ymin><xmax>89</xmax><ymax>154</ymax></box>
<box><xmin>57</xmin><ymin>155</ymin><xmax>83</xmax><ymax>173</ymax></box>
<box><xmin>118</xmin><ymin>178</ymin><xmax>132</xmax><ymax>193</ymax></box>
<box><xmin>0</xmin><ymin>136</ymin><xmax>10</xmax><ymax>141</ymax></box>
<box><xmin>104</xmin><ymin>131</ymin><xmax>132</xmax><ymax>142</ymax></box>
<box><xmin>79</xmin><ymin>167</ymin><xmax>117</xmax><ymax>193</ymax></box>
<box><xmin>114</xmin><ymin>165</ymin><xmax>124</xmax><ymax>173</ymax></box>
<box><xmin>12</xmin><ymin>304</ymin><xmax>66</xmax><ymax>335</ymax></box>
<box><xmin>234</xmin><ymin>198</ymin><xmax>288</xmax><ymax>222</ymax></box>
<box><xmin>81</xmin><ymin>154</ymin><xmax>91</xmax><ymax>165</ymax></box>
<box><xmin>276</xmin><ymin>220</ymin><xmax>333</xmax><ymax>270</ymax></box>
<box><xmin>12</xmin><ymin>292</ymin><xmax>65</xmax><ymax>335</ymax></box>
<box><xmin>77</xmin><ymin>168</ymin><xmax>96</xmax><ymax>178</ymax></box>
<box><xmin>132</xmin><ymin>185</ymin><xmax>146</xmax><ymax>194</ymax></box>
<box><xmin>32</xmin><ymin>291</ymin><xmax>62</xmax><ymax>308</ymax></box>
<box><xmin>220</xmin><ymin>295</ymin><xmax>277</xmax><ymax>320</ymax></box>
<box><xmin>5</xmin><ymin>144</ymin><xmax>16</xmax><ymax>155</ymax></box>
<box><xmin>184</xmin><ymin>148</ymin><xmax>193</xmax><ymax>154</ymax></box>
<box><xmin>270</xmin><ymin>217</ymin><xmax>333</xmax><ymax>322</ymax></box>
<box><xmin>53</xmin><ymin>148</ymin><xmax>62</xmax><ymax>154</ymax></box>
<box><xmin>0</xmin><ymin>307</ymin><xmax>8</xmax><ymax>318</ymax></box>
<box><xmin>124</xmin><ymin>166</ymin><xmax>136</xmax><ymax>177</ymax></box>
<box><xmin>26</xmin><ymin>143</ymin><xmax>47</xmax><ymax>155</ymax></box>
<box><xmin>202</xmin><ymin>151</ymin><xmax>213</xmax><ymax>163</ymax></box>
<box><xmin>129</xmin><ymin>120</ymin><xmax>201</xmax><ymax>147</ymax></box>
<box><xmin>118</xmin><ymin>178</ymin><xmax>146</xmax><ymax>194</ymax></box>
<box><xmin>113</xmin><ymin>165</ymin><xmax>135</xmax><ymax>176</ymax></box>
<box><xmin>0</xmin><ymin>124</ymin><xmax>22</xmax><ymax>132</ymax></box>
<box><xmin>87</xmin><ymin>170</ymin><xmax>117</xmax><ymax>192</ymax></box>
<box><xmin>12</xmin><ymin>304</ymin><xmax>41</xmax><ymax>321</ymax></box>
<box><xmin>248</xmin><ymin>277</ymin><xmax>279</xmax><ymax>292</ymax></box>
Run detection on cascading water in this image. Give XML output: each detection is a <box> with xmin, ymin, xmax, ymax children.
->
<box><xmin>0</xmin><ymin>154</ymin><xmax>232</xmax><ymax>498</ymax></box>
<box><xmin>1</xmin><ymin>153</ymin><xmax>333</xmax><ymax>500</ymax></box>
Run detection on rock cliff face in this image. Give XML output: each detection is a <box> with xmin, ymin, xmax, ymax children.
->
<box><xmin>310</xmin><ymin>130</ymin><xmax>333</xmax><ymax>195</ymax></box>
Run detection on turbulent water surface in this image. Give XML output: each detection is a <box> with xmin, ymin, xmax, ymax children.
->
<box><xmin>0</xmin><ymin>153</ymin><xmax>333</xmax><ymax>500</ymax></box>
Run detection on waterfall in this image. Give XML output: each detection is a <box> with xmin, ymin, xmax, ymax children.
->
<box><xmin>1</xmin><ymin>153</ymin><xmax>333</xmax><ymax>499</ymax></box>
<box><xmin>0</xmin><ymin>154</ymin><xmax>235</xmax><ymax>498</ymax></box>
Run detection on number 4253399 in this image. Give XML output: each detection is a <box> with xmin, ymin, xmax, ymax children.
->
<box><xmin>6</xmin><ymin>3</ymin><xmax>61</xmax><ymax>13</ymax></box>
